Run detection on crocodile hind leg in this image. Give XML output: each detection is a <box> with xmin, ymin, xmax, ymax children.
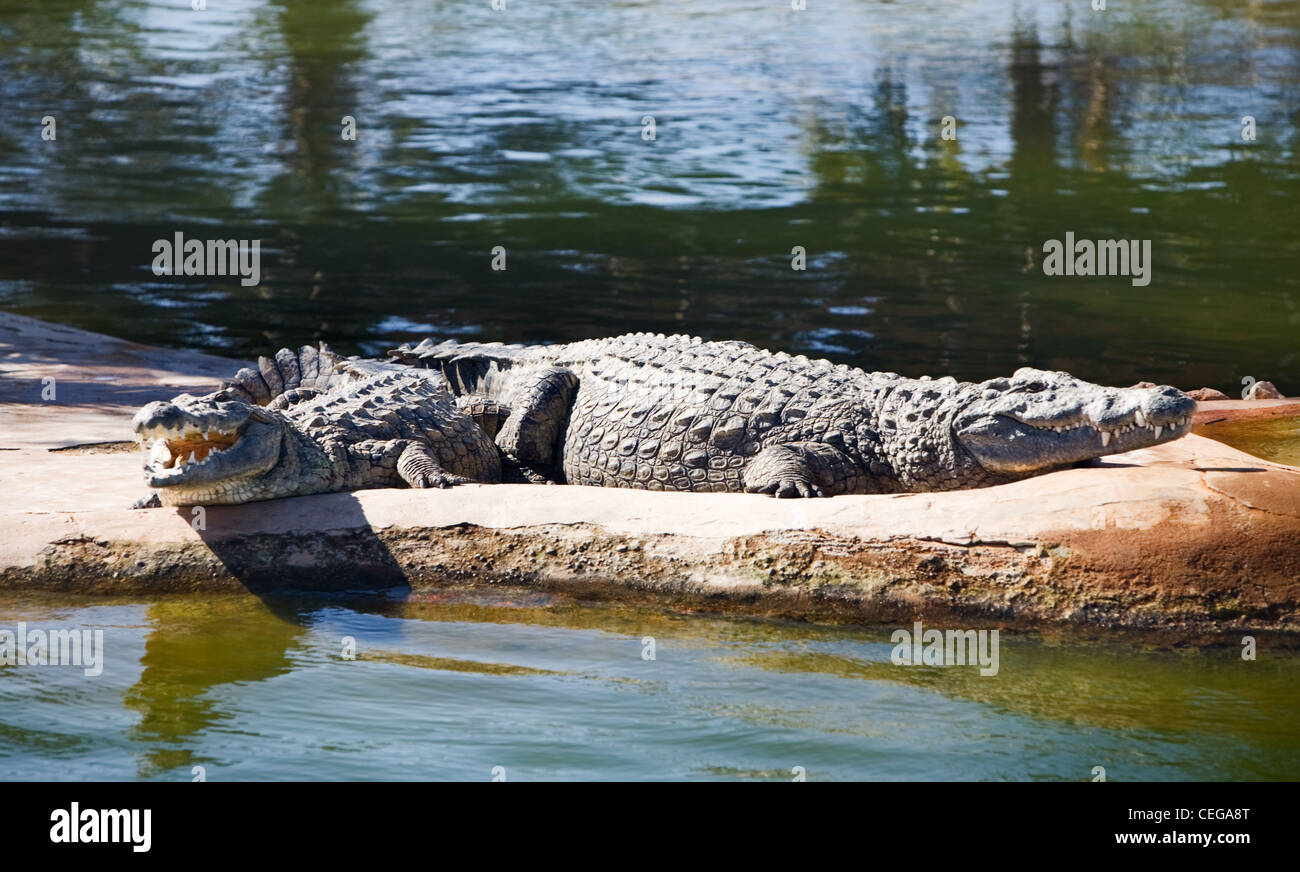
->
<box><xmin>742</xmin><ymin>442</ymin><xmax>868</xmax><ymax>498</ymax></box>
<box><xmin>495</xmin><ymin>365</ymin><xmax>579</xmax><ymax>484</ymax></box>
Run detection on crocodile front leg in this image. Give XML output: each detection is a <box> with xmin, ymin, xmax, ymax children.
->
<box><xmin>495</xmin><ymin>365</ymin><xmax>578</xmax><ymax>483</ymax></box>
<box><xmin>742</xmin><ymin>442</ymin><xmax>869</xmax><ymax>498</ymax></box>
<box><xmin>396</xmin><ymin>442</ymin><xmax>471</xmax><ymax>488</ymax></box>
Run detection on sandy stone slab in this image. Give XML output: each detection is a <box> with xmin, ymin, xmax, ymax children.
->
<box><xmin>0</xmin><ymin>312</ymin><xmax>244</xmax><ymax>450</ymax></box>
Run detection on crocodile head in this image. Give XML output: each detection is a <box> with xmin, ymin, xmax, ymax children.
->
<box><xmin>132</xmin><ymin>393</ymin><xmax>292</xmax><ymax>505</ymax></box>
<box><xmin>952</xmin><ymin>367</ymin><xmax>1196</xmax><ymax>477</ymax></box>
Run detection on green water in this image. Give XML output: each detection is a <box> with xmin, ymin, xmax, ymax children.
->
<box><xmin>1203</xmin><ymin>415</ymin><xmax>1300</xmax><ymax>466</ymax></box>
<box><xmin>0</xmin><ymin>0</ymin><xmax>1297</xmax><ymax>391</ymax></box>
<box><xmin>2</xmin><ymin>591</ymin><xmax>1297</xmax><ymax>781</ymax></box>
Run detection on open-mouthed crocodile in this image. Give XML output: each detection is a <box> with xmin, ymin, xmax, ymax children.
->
<box><xmin>132</xmin><ymin>344</ymin><xmax>501</xmax><ymax>506</ymax></box>
<box><xmin>389</xmin><ymin>332</ymin><xmax>1197</xmax><ymax>497</ymax></box>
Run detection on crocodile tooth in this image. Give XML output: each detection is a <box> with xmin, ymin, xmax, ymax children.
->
<box><xmin>149</xmin><ymin>439</ymin><xmax>170</xmax><ymax>466</ymax></box>
<box><xmin>1101</xmin><ymin>430</ymin><xmax>1112</xmax><ymax>448</ymax></box>
<box><xmin>1135</xmin><ymin>410</ymin><xmax>1146</xmax><ymax>427</ymax></box>
<box><xmin>1153</xmin><ymin>425</ymin><xmax>1163</xmax><ymax>438</ymax></box>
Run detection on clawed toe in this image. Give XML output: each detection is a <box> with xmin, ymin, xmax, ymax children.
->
<box><xmin>750</xmin><ymin>479</ymin><xmax>823</xmax><ymax>498</ymax></box>
<box><xmin>501</xmin><ymin>458</ymin><xmax>559</xmax><ymax>485</ymax></box>
<box><xmin>414</xmin><ymin>472</ymin><xmax>468</xmax><ymax>489</ymax></box>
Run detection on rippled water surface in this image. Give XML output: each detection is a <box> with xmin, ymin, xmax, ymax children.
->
<box><xmin>0</xmin><ymin>0</ymin><xmax>1297</xmax><ymax>389</ymax></box>
<box><xmin>2</xmin><ymin>592</ymin><xmax>1297</xmax><ymax>781</ymax></box>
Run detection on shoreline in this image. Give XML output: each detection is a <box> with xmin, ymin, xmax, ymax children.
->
<box><xmin>2</xmin><ymin>311</ymin><xmax>1298</xmax><ymax>638</ymax></box>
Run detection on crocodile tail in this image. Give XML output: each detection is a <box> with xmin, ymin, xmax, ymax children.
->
<box><xmin>387</xmin><ymin>338</ymin><xmax>533</xmax><ymax>397</ymax></box>
<box><xmin>220</xmin><ymin>343</ymin><xmax>348</xmax><ymax>405</ymax></box>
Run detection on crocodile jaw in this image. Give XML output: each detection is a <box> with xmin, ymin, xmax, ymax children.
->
<box><xmin>957</xmin><ymin>411</ymin><xmax>1195</xmax><ymax>474</ymax></box>
<box><xmin>954</xmin><ymin>368</ymin><xmax>1197</xmax><ymax>475</ymax></box>
<box><xmin>133</xmin><ymin>397</ymin><xmax>283</xmax><ymax>504</ymax></box>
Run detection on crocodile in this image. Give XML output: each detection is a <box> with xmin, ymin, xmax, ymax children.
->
<box><xmin>132</xmin><ymin>344</ymin><xmax>501</xmax><ymax>506</ymax></box>
<box><xmin>389</xmin><ymin>332</ymin><xmax>1197</xmax><ymax>497</ymax></box>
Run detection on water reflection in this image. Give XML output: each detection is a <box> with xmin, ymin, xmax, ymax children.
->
<box><xmin>259</xmin><ymin>0</ymin><xmax>369</xmax><ymax>220</ymax></box>
<box><xmin>0</xmin><ymin>0</ymin><xmax>1296</xmax><ymax>390</ymax></box>
<box><xmin>123</xmin><ymin>596</ymin><xmax>309</xmax><ymax>778</ymax></box>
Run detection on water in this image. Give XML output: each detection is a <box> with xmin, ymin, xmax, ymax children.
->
<box><xmin>1203</xmin><ymin>414</ymin><xmax>1300</xmax><ymax>465</ymax></box>
<box><xmin>0</xmin><ymin>0</ymin><xmax>1297</xmax><ymax>391</ymax></box>
<box><xmin>2</xmin><ymin>591</ymin><xmax>1296</xmax><ymax>781</ymax></box>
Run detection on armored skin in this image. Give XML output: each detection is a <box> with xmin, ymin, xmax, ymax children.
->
<box><xmin>391</xmin><ymin>332</ymin><xmax>1197</xmax><ymax>497</ymax></box>
<box><xmin>132</xmin><ymin>344</ymin><xmax>501</xmax><ymax>506</ymax></box>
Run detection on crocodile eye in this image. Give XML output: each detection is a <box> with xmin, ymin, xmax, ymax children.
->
<box><xmin>1024</xmin><ymin>381</ymin><xmax>1046</xmax><ymax>393</ymax></box>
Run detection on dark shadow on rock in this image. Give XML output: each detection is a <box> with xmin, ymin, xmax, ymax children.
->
<box><xmin>1082</xmin><ymin>460</ymin><xmax>1266</xmax><ymax>474</ymax></box>
<box><xmin>184</xmin><ymin>491</ymin><xmax>412</xmax><ymax>596</ymax></box>
<box><xmin>1078</xmin><ymin>459</ymin><xmax>1141</xmax><ymax>469</ymax></box>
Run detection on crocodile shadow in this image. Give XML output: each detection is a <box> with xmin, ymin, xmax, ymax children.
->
<box><xmin>181</xmin><ymin>491</ymin><xmax>412</xmax><ymax>596</ymax></box>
